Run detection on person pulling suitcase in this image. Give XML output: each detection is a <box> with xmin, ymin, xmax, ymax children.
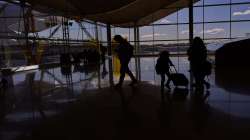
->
<box><xmin>156</xmin><ymin>51</ymin><xmax>189</xmax><ymax>93</ymax></box>
<box><xmin>155</xmin><ymin>51</ymin><xmax>174</xmax><ymax>92</ymax></box>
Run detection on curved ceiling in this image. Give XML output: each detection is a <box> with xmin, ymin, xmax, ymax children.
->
<box><xmin>25</xmin><ymin>0</ymin><xmax>136</xmax><ymax>15</ymax></box>
<box><xmin>105</xmin><ymin>0</ymin><xmax>196</xmax><ymax>27</ymax></box>
<box><xmin>85</xmin><ymin>0</ymin><xmax>177</xmax><ymax>25</ymax></box>
<box><xmin>16</xmin><ymin>0</ymin><xmax>197</xmax><ymax>27</ymax></box>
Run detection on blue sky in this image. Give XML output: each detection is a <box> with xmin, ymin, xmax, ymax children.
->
<box><xmin>34</xmin><ymin>0</ymin><xmax>250</xmax><ymax>44</ymax></box>
<box><xmin>111</xmin><ymin>0</ymin><xmax>250</xmax><ymax>44</ymax></box>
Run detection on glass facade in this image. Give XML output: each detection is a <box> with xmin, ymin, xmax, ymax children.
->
<box><xmin>0</xmin><ymin>0</ymin><xmax>250</xmax><ymax>67</ymax></box>
<box><xmin>111</xmin><ymin>0</ymin><xmax>250</xmax><ymax>55</ymax></box>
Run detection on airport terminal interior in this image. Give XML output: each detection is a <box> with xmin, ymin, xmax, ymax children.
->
<box><xmin>1</xmin><ymin>0</ymin><xmax>250</xmax><ymax>140</ymax></box>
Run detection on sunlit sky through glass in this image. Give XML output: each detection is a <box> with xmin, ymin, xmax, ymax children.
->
<box><xmin>1</xmin><ymin>0</ymin><xmax>250</xmax><ymax>44</ymax></box>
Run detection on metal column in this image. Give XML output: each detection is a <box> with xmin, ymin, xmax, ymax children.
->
<box><xmin>136</xmin><ymin>26</ymin><xmax>141</xmax><ymax>81</ymax></box>
<box><xmin>189</xmin><ymin>0</ymin><xmax>194</xmax><ymax>90</ymax></box>
<box><xmin>95</xmin><ymin>22</ymin><xmax>101</xmax><ymax>89</ymax></box>
<box><xmin>134</xmin><ymin>25</ymin><xmax>141</xmax><ymax>81</ymax></box>
<box><xmin>107</xmin><ymin>24</ymin><xmax>114</xmax><ymax>86</ymax></box>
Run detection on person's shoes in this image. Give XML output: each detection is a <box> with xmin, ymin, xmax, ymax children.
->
<box><xmin>129</xmin><ymin>80</ymin><xmax>138</xmax><ymax>86</ymax></box>
<box><xmin>165</xmin><ymin>84</ymin><xmax>171</xmax><ymax>90</ymax></box>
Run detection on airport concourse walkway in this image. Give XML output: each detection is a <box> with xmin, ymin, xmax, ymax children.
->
<box><xmin>15</xmin><ymin>82</ymin><xmax>250</xmax><ymax>140</ymax></box>
<box><xmin>1</xmin><ymin>57</ymin><xmax>250</xmax><ymax>140</ymax></box>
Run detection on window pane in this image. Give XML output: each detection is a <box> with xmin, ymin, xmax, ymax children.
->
<box><xmin>178</xmin><ymin>8</ymin><xmax>189</xmax><ymax>23</ymax></box>
<box><xmin>140</xmin><ymin>26</ymin><xmax>153</xmax><ymax>41</ymax></box>
<box><xmin>204</xmin><ymin>0</ymin><xmax>230</xmax><ymax>5</ymax></box>
<box><xmin>232</xmin><ymin>4</ymin><xmax>250</xmax><ymax>21</ymax></box>
<box><xmin>232</xmin><ymin>22</ymin><xmax>250</xmax><ymax>38</ymax></box>
<box><xmin>153</xmin><ymin>25</ymin><xmax>177</xmax><ymax>40</ymax></box>
<box><xmin>194</xmin><ymin>24</ymin><xmax>204</xmax><ymax>39</ymax></box>
<box><xmin>232</xmin><ymin>0</ymin><xmax>250</xmax><ymax>3</ymax></box>
<box><xmin>204</xmin><ymin>23</ymin><xmax>230</xmax><ymax>39</ymax></box>
<box><xmin>194</xmin><ymin>7</ymin><xmax>204</xmax><ymax>23</ymax></box>
<box><xmin>179</xmin><ymin>24</ymin><xmax>189</xmax><ymax>40</ymax></box>
<box><xmin>205</xmin><ymin>6</ymin><xmax>230</xmax><ymax>22</ymax></box>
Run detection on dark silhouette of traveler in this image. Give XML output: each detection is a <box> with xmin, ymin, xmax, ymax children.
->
<box><xmin>0</xmin><ymin>78</ymin><xmax>8</xmax><ymax>89</ymax></box>
<box><xmin>72</xmin><ymin>53</ymin><xmax>80</xmax><ymax>63</ymax></box>
<box><xmin>114</xmin><ymin>35</ymin><xmax>137</xmax><ymax>88</ymax></box>
<box><xmin>100</xmin><ymin>44</ymin><xmax>107</xmax><ymax>63</ymax></box>
<box><xmin>187</xmin><ymin>37</ymin><xmax>210</xmax><ymax>89</ymax></box>
<box><xmin>155</xmin><ymin>51</ymin><xmax>174</xmax><ymax>92</ymax></box>
<box><xmin>101</xmin><ymin>60</ymin><xmax>108</xmax><ymax>79</ymax></box>
<box><xmin>0</xmin><ymin>77</ymin><xmax>8</xmax><ymax>123</ymax></box>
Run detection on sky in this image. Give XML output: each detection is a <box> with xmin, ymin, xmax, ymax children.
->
<box><xmin>1</xmin><ymin>0</ymin><xmax>250</xmax><ymax>45</ymax></box>
<box><xmin>111</xmin><ymin>0</ymin><xmax>250</xmax><ymax>44</ymax></box>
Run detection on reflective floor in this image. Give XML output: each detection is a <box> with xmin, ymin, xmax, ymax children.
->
<box><xmin>1</xmin><ymin>56</ymin><xmax>250</xmax><ymax>140</ymax></box>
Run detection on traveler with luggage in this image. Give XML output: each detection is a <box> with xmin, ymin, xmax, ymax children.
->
<box><xmin>114</xmin><ymin>35</ymin><xmax>138</xmax><ymax>88</ymax></box>
<box><xmin>155</xmin><ymin>51</ymin><xmax>174</xmax><ymax>91</ymax></box>
<box><xmin>187</xmin><ymin>37</ymin><xmax>211</xmax><ymax>89</ymax></box>
<box><xmin>156</xmin><ymin>50</ymin><xmax>189</xmax><ymax>93</ymax></box>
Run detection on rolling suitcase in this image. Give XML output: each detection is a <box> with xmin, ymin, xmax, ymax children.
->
<box><xmin>170</xmin><ymin>66</ymin><xmax>189</xmax><ymax>87</ymax></box>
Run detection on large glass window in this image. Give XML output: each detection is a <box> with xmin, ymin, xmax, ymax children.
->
<box><xmin>204</xmin><ymin>23</ymin><xmax>230</xmax><ymax>39</ymax></box>
<box><xmin>204</xmin><ymin>6</ymin><xmax>230</xmax><ymax>22</ymax></box>
<box><xmin>140</xmin><ymin>26</ymin><xmax>153</xmax><ymax>41</ymax></box>
<box><xmin>153</xmin><ymin>25</ymin><xmax>177</xmax><ymax>40</ymax></box>
<box><xmin>232</xmin><ymin>0</ymin><xmax>250</xmax><ymax>3</ymax></box>
<box><xmin>178</xmin><ymin>8</ymin><xmax>189</xmax><ymax>23</ymax></box>
<box><xmin>232</xmin><ymin>4</ymin><xmax>250</xmax><ymax>21</ymax></box>
<box><xmin>194</xmin><ymin>7</ymin><xmax>204</xmax><ymax>23</ymax></box>
<box><xmin>232</xmin><ymin>22</ymin><xmax>250</xmax><ymax>38</ymax></box>
<box><xmin>204</xmin><ymin>0</ymin><xmax>230</xmax><ymax>5</ymax></box>
<box><xmin>178</xmin><ymin>25</ymin><xmax>189</xmax><ymax>40</ymax></box>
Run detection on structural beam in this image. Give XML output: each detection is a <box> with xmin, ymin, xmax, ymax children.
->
<box><xmin>107</xmin><ymin>24</ymin><xmax>114</xmax><ymax>86</ymax></box>
<box><xmin>189</xmin><ymin>0</ymin><xmax>194</xmax><ymax>89</ymax></box>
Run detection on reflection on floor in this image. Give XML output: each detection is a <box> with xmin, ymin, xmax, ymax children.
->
<box><xmin>1</xmin><ymin>57</ymin><xmax>250</xmax><ymax>140</ymax></box>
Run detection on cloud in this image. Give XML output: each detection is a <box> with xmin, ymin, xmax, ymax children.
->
<box><xmin>159</xmin><ymin>19</ymin><xmax>171</xmax><ymax>24</ymax></box>
<box><xmin>180</xmin><ymin>30</ymin><xmax>197</xmax><ymax>34</ymax></box>
<box><xmin>233</xmin><ymin>8</ymin><xmax>250</xmax><ymax>16</ymax></box>
<box><xmin>141</xmin><ymin>33</ymin><xmax>167</xmax><ymax>38</ymax></box>
<box><xmin>200</xmin><ymin>28</ymin><xmax>225</xmax><ymax>35</ymax></box>
<box><xmin>181</xmin><ymin>28</ymin><xmax>224</xmax><ymax>35</ymax></box>
<box><xmin>181</xmin><ymin>30</ymin><xmax>189</xmax><ymax>34</ymax></box>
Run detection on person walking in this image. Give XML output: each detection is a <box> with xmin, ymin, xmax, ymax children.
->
<box><xmin>113</xmin><ymin>35</ymin><xmax>137</xmax><ymax>88</ymax></box>
<box><xmin>187</xmin><ymin>37</ymin><xmax>210</xmax><ymax>89</ymax></box>
<box><xmin>155</xmin><ymin>51</ymin><xmax>174</xmax><ymax>92</ymax></box>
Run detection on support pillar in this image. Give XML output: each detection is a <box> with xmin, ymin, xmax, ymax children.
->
<box><xmin>107</xmin><ymin>24</ymin><xmax>114</xmax><ymax>86</ymax></box>
<box><xmin>134</xmin><ymin>25</ymin><xmax>141</xmax><ymax>81</ymax></box>
<box><xmin>189</xmin><ymin>0</ymin><xmax>194</xmax><ymax>90</ymax></box>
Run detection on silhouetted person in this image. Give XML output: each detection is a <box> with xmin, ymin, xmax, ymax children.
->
<box><xmin>0</xmin><ymin>77</ymin><xmax>7</xmax><ymax>123</ymax></box>
<box><xmin>187</xmin><ymin>37</ymin><xmax>210</xmax><ymax>89</ymax></box>
<box><xmin>100</xmin><ymin>44</ymin><xmax>107</xmax><ymax>63</ymax></box>
<box><xmin>72</xmin><ymin>53</ymin><xmax>80</xmax><ymax>63</ymax></box>
<box><xmin>101</xmin><ymin>59</ymin><xmax>108</xmax><ymax>79</ymax></box>
<box><xmin>155</xmin><ymin>51</ymin><xmax>174</xmax><ymax>92</ymax></box>
<box><xmin>114</xmin><ymin>35</ymin><xmax>137</xmax><ymax>88</ymax></box>
<box><xmin>0</xmin><ymin>78</ymin><xmax>8</xmax><ymax>89</ymax></box>
<box><xmin>60</xmin><ymin>53</ymin><xmax>71</xmax><ymax>65</ymax></box>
